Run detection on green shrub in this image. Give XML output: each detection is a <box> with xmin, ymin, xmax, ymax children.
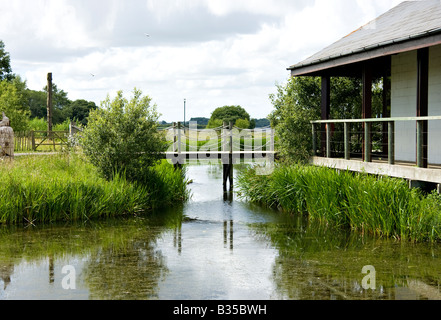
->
<box><xmin>0</xmin><ymin>155</ymin><xmax>189</xmax><ymax>225</ymax></box>
<box><xmin>81</xmin><ymin>88</ymin><xmax>168</xmax><ymax>183</ymax></box>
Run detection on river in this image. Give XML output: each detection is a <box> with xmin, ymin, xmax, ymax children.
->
<box><xmin>1</xmin><ymin>164</ymin><xmax>441</xmax><ymax>300</ymax></box>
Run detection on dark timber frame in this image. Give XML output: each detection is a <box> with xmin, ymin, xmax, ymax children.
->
<box><xmin>417</xmin><ymin>47</ymin><xmax>429</xmax><ymax>168</ymax></box>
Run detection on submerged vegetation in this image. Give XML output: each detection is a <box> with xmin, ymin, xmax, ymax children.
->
<box><xmin>0</xmin><ymin>154</ymin><xmax>189</xmax><ymax>225</ymax></box>
<box><xmin>237</xmin><ymin>164</ymin><xmax>441</xmax><ymax>242</ymax></box>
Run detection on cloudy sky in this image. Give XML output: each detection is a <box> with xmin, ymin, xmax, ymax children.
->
<box><xmin>0</xmin><ymin>0</ymin><xmax>404</xmax><ymax>122</ymax></box>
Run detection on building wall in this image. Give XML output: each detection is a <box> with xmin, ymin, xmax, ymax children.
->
<box><xmin>391</xmin><ymin>50</ymin><xmax>417</xmax><ymax>163</ymax></box>
<box><xmin>428</xmin><ymin>44</ymin><xmax>441</xmax><ymax>165</ymax></box>
<box><xmin>391</xmin><ymin>45</ymin><xmax>441</xmax><ymax>164</ymax></box>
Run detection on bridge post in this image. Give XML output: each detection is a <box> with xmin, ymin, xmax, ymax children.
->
<box><xmin>229</xmin><ymin>121</ymin><xmax>233</xmax><ymax>189</ymax></box>
<box><xmin>177</xmin><ymin>122</ymin><xmax>182</xmax><ymax>154</ymax></box>
<box><xmin>270</xmin><ymin>128</ymin><xmax>275</xmax><ymax>153</ymax></box>
<box><xmin>174</xmin><ymin>122</ymin><xmax>183</xmax><ymax>170</ymax></box>
<box><xmin>173</xmin><ymin>122</ymin><xmax>177</xmax><ymax>153</ymax></box>
<box><xmin>223</xmin><ymin>121</ymin><xmax>233</xmax><ymax>192</ymax></box>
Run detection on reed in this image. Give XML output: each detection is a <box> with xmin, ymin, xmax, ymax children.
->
<box><xmin>0</xmin><ymin>154</ymin><xmax>189</xmax><ymax>225</ymax></box>
<box><xmin>237</xmin><ymin>164</ymin><xmax>441</xmax><ymax>242</ymax></box>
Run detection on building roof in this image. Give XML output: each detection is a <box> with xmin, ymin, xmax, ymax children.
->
<box><xmin>288</xmin><ymin>1</ymin><xmax>441</xmax><ymax>76</ymax></box>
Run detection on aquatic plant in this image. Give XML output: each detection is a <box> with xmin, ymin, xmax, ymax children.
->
<box><xmin>0</xmin><ymin>154</ymin><xmax>189</xmax><ymax>225</ymax></box>
<box><xmin>237</xmin><ymin>164</ymin><xmax>441</xmax><ymax>242</ymax></box>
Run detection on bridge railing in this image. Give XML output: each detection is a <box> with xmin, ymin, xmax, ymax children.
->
<box><xmin>164</xmin><ymin>121</ymin><xmax>276</xmax><ymax>166</ymax></box>
<box><xmin>164</xmin><ymin>121</ymin><xmax>275</xmax><ymax>154</ymax></box>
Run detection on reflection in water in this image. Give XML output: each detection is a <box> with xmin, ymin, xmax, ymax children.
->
<box><xmin>250</xmin><ymin>215</ymin><xmax>441</xmax><ymax>300</ymax></box>
<box><xmin>0</xmin><ymin>263</ymin><xmax>13</xmax><ymax>290</ymax></box>
<box><xmin>49</xmin><ymin>255</ymin><xmax>54</xmax><ymax>284</ymax></box>
<box><xmin>223</xmin><ymin>220</ymin><xmax>233</xmax><ymax>251</ymax></box>
<box><xmin>0</xmin><ymin>215</ymin><xmax>182</xmax><ymax>300</ymax></box>
<box><xmin>2</xmin><ymin>164</ymin><xmax>441</xmax><ymax>300</ymax></box>
<box><xmin>173</xmin><ymin>223</ymin><xmax>182</xmax><ymax>255</ymax></box>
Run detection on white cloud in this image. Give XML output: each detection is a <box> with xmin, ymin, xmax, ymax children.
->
<box><xmin>1</xmin><ymin>0</ymin><xmax>406</xmax><ymax>121</ymax></box>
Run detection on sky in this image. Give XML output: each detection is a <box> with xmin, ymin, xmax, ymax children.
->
<box><xmin>0</xmin><ymin>0</ymin><xmax>404</xmax><ymax>122</ymax></box>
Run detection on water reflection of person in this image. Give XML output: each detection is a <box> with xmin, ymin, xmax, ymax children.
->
<box><xmin>0</xmin><ymin>263</ymin><xmax>14</xmax><ymax>290</ymax></box>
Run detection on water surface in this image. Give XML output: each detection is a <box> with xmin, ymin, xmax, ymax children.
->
<box><xmin>1</xmin><ymin>164</ymin><xmax>441</xmax><ymax>300</ymax></box>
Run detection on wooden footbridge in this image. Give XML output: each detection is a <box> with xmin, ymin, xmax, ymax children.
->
<box><xmin>163</xmin><ymin>121</ymin><xmax>276</xmax><ymax>191</ymax></box>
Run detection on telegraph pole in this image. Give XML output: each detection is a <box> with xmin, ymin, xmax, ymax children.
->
<box><xmin>47</xmin><ymin>72</ymin><xmax>53</xmax><ymax>132</ymax></box>
<box><xmin>184</xmin><ymin>98</ymin><xmax>186</xmax><ymax>127</ymax></box>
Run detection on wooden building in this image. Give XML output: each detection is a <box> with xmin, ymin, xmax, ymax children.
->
<box><xmin>288</xmin><ymin>0</ymin><xmax>441</xmax><ymax>190</ymax></box>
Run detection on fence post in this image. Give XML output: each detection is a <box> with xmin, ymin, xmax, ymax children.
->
<box><xmin>364</xmin><ymin>121</ymin><xmax>372</xmax><ymax>162</ymax></box>
<box><xmin>31</xmin><ymin>130</ymin><xmax>35</xmax><ymax>151</ymax></box>
<box><xmin>344</xmin><ymin>122</ymin><xmax>350</xmax><ymax>160</ymax></box>
<box><xmin>270</xmin><ymin>128</ymin><xmax>275</xmax><ymax>153</ymax></box>
<box><xmin>388</xmin><ymin>121</ymin><xmax>395</xmax><ymax>165</ymax></box>
<box><xmin>326</xmin><ymin>123</ymin><xmax>331</xmax><ymax>158</ymax></box>
<box><xmin>312</xmin><ymin>124</ymin><xmax>317</xmax><ymax>156</ymax></box>
<box><xmin>417</xmin><ymin>119</ymin><xmax>424</xmax><ymax>168</ymax></box>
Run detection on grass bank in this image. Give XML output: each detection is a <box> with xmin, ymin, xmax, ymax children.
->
<box><xmin>0</xmin><ymin>154</ymin><xmax>189</xmax><ymax>225</ymax></box>
<box><xmin>237</xmin><ymin>164</ymin><xmax>441</xmax><ymax>242</ymax></box>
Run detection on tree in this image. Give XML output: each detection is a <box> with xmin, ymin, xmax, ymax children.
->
<box><xmin>63</xmin><ymin>99</ymin><xmax>97</xmax><ymax>126</ymax></box>
<box><xmin>269</xmin><ymin>76</ymin><xmax>384</xmax><ymax>163</ymax></box>
<box><xmin>0</xmin><ymin>40</ymin><xmax>13</xmax><ymax>81</ymax></box>
<box><xmin>26</xmin><ymin>89</ymin><xmax>47</xmax><ymax>119</ymax></box>
<box><xmin>207</xmin><ymin>105</ymin><xmax>251</xmax><ymax>128</ymax></box>
<box><xmin>0</xmin><ymin>77</ymin><xmax>30</xmax><ymax>131</ymax></box>
<box><xmin>81</xmin><ymin>88</ymin><xmax>167</xmax><ymax>183</ymax></box>
<box><xmin>235</xmin><ymin>118</ymin><xmax>250</xmax><ymax>129</ymax></box>
<box><xmin>253</xmin><ymin>118</ymin><xmax>270</xmax><ymax>128</ymax></box>
<box><xmin>269</xmin><ymin>77</ymin><xmax>320</xmax><ymax>164</ymax></box>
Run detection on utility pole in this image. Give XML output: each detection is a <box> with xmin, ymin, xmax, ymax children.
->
<box><xmin>184</xmin><ymin>98</ymin><xmax>186</xmax><ymax>127</ymax></box>
<box><xmin>47</xmin><ymin>72</ymin><xmax>53</xmax><ymax>132</ymax></box>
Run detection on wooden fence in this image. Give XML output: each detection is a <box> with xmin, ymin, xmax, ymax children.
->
<box><xmin>14</xmin><ymin>131</ymin><xmax>69</xmax><ymax>152</ymax></box>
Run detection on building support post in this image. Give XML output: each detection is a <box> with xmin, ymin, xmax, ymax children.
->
<box><xmin>362</xmin><ymin>63</ymin><xmax>372</xmax><ymax>162</ymax></box>
<box><xmin>382</xmin><ymin>62</ymin><xmax>391</xmax><ymax>157</ymax></box>
<box><xmin>321</xmin><ymin>76</ymin><xmax>330</xmax><ymax>157</ymax></box>
<box><xmin>362</xmin><ymin>64</ymin><xmax>372</xmax><ymax>162</ymax></box>
<box><xmin>417</xmin><ymin>47</ymin><xmax>429</xmax><ymax>168</ymax></box>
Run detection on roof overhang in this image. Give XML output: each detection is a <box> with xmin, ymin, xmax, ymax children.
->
<box><xmin>288</xmin><ymin>30</ymin><xmax>441</xmax><ymax>77</ymax></box>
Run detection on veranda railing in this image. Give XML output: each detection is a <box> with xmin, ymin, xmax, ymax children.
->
<box><xmin>311</xmin><ymin>116</ymin><xmax>441</xmax><ymax>168</ymax></box>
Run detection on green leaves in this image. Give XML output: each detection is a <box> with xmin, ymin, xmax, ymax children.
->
<box><xmin>207</xmin><ymin>105</ymin><xmax>252</xmax><ymax>128</ymax></box>
<box><xmin>81</xmin><ymin>88</ymin><xmax>167</xmax><ymax>183</ymax></box>
<box><xmin>269</xmin><ymin>77</ymin><xmax>321</xmax><ymax>164</ymax></box>
<box><xmin>0</xmin><ymin>78</ymin><xmax>30</xmax><ymax>131</ymax></box>
<box><xmin>0</xmin><ymin>40</ymin><xmax>13</xmax><ymax>81</ymax></box>
<box><xmin>0</xmin><ymin>155</ymin><xmax>189</xmax><ymax>225</ymax></box>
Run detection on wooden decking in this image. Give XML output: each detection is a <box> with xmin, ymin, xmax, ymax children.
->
<box><xmin>311</xmin><ymin>156</ymin><xmax>441</xmax><ymax>187</ymax></box>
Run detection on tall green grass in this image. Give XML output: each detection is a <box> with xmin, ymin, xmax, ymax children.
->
<box><xmin>237</xmin><ymin>164</ymin><xmax>441</xmax><ymax>242</ymax></box>
<box><xmin>0</xmin><ymin>154</ymin><xmax>189</xmax><ymax>225</ymax></box>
